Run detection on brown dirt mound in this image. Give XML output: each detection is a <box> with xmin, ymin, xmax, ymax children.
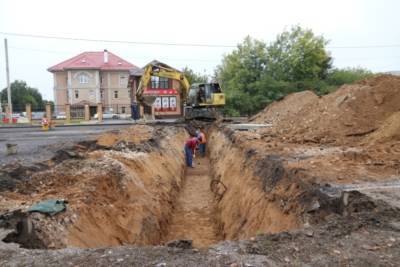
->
<box><xmin>96</xmin><ymin>125</ymin><xmax>154</xmax><ymax>147</ymax></box>
<box><xmin>252</xmin><ymin>75</ymin><xmax>400</xmax><ymax>145</ymax></box>
<box><xmin>251</xmin><ymin>90</ymin><xmax>319</xmax><ymax>125</ymax></box>
<box><xmin>364</xmin><ymin>111</ymin><xmax>400</xmax><ymax>144</ymax></box>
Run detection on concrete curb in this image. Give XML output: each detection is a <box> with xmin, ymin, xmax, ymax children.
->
<box><xmin>0</xmin><ymin>119</ymin><xmax>182</xmax><ymax>129</ymax></box>
<box><xmin>0</xmin><ymin>121</ymin><xmax>138</xmax><ymax>129</ymax></box>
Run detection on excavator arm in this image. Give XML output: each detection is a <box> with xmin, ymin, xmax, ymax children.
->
<box><xmin>136</xmin><ymin>62</ymin><xmax>190</xmax><ymax>106</ymax></box>
<box><xmin>132</xmin><ymin>60</ymin><xmax>225</xmax><ymax>121</ymax></box>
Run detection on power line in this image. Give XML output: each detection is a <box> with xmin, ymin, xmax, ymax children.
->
<box><xmin>8</xmin><ymin>44</ymin><xmax>400</xmax><ymax>64</ymax></box>
<box><xmin>0</xmin><ymin>32</ymin><xmax>235</xmax><ymax>48</ymax></box>
<box><xmin>329</xmin><ymin>44</ymin><xmax>400</xmax><ymax>49</ymax></box>
<box><xmin>8</xmin><ymin>46</ymin><xmax>220</xmax><ymax>63</ymax></box>
<box><xmin>1</xmin><ymin>31</ymin><xmax>400</xmax><ymax>49</ymax></box>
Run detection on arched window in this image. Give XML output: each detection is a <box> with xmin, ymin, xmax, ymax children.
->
<box><xmin>79</xmin><ymin>73</ymin><xmax>89</xmax><ymax>84</ymax></box>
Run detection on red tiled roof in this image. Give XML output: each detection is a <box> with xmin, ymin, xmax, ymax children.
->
<box><xmin>47</xmin><ymin>51</ymin><xmax>137</xmax><ymax>72</ymax></box>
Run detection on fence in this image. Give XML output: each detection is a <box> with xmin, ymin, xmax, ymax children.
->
<box><xmin>0</xmin><ymin>103</ymin><xmax>137</xmax><ymax>124</ymax></box>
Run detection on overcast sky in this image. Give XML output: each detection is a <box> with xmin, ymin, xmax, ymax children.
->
<box><xmin>0</xmin><ymin>0</ymin><xmax>399</xmax><ymax>100</ymax></box>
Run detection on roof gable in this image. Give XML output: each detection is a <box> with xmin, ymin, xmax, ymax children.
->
<box><xmin>48</xmin><ymin>51</ymin><xmax>137</xmax><ymax>72</ymax></box>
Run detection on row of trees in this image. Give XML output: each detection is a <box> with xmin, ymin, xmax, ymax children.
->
<box><xmin>3</xmin><ymin>27</ymin><xmax>374</xmax><ymax>116</ymax></box>
<box><xmin>0</xmin><ymin>80</ymin><xmax>53</xmax><ymax>112</ymax></box>
<box><xmin>215</xmin><ymin>26</ymin><xmax>374</xmax><ymax>116</ymax></box>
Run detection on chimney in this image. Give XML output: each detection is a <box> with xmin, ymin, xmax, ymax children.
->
<box><xmin>103</xmin><ymin>49</ymin><xmax>108</xmax><ymax>64</ymax></box>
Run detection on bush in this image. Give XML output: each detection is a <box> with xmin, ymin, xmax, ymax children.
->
<box><xmin>326</xmin><ymin>68</ymin><xmax>374</xmax><ymax>86</ymax></box>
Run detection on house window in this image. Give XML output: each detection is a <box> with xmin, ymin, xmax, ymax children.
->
<box><xmin>75</xmin><ymin>90</ymin><xmax>79</xmax><ymax>99</ymax></box>
<box><xmin>150</xmin><ymin>76</ymin><xmax>169</xmax><ymax>89</ymax></box>
<box><xmin>121</xmin><ymin>107</ymin><xmax>126</xmax><ymax>114</ymax></box>
<box><xmin>119</xmin><ymin>74</ymin><xmax>128</xmax><ymax>86</ymax></box>
<box><xmin>79</xmin><ymin>73</ymin><xmax>89</xmax><ymax>84</ymax></box>
<box><xmin>100</xmin><ymin>90</ymin><xmax>104</xmax><ymax>100</ymax></box>
<box><xmin>114</xmin><ymin>90</ymin><xmax>118</xmax><ymax>98</ymax></box>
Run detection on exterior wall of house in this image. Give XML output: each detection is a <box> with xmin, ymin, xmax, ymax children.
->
<box><xmin>68</xmin><ymin>70</ymin><xmax>99</xmax><ymax>105</ymax></box>
<box><xmin>54</xmin><ymin>89</ymin><xmax>68</xmax><ymax>109</ymax></box>
<box><xmin>144</xmin><ymin>77</ymin><xmax>183</xmax><ymax>117</ymax></box>
<box><xmin>171</xmin><ymin>79</ymin><xmax>181</xmax><ymax>90</ymax></box>
<box><xmin>70</xmin><ymin>70</ymin><xmax>97</xmax><ymax>88</ymax></box>
<box><xmin>53</xmin><ymin>70</ymin><xmax>131</xmax><ymax>110</ymax></box>
<box><xmin>100</xmin><ymin>71</ymin><xmax>131</xmax><ymax>113</ymax></box>
<box><xmin>55</xmin><ymin>72</ymin><xmax>68</xmax><ymax>89</ymax></box>
<box><xmin>70</xmin><ymin>87</ymin><xmax>98</xmax><ymax>104</ymax></box>
<box><xmin>53</xmin><ymin>72</ymin><xmax>68</xmax><ymax>113</ymax></box>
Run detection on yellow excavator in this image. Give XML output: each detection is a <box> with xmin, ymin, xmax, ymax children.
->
<box><xmin>134</xmin><ymin>61</ymin><xmax>225</xmax><ymax>120</ymax></box>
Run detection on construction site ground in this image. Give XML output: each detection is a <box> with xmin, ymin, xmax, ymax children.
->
<box><xmin>0</xmin><ymin>75</ymin><xmax>400</xmax><ymax>266</ymax></box>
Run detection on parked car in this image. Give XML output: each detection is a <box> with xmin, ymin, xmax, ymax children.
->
<box><xmin>55</xmin><ymin>112</ymin><xmax>66</xmax><ymax>119</ymax></box>
<box><xmin>2</xmin><ymin>113</ymin><xmax>20</xmax><ymax>123</ymax></box>
<box><xmin>118</xmin><ymin>113</ymin><xmax>131</xmax><ymax>119</ymax></box>
<box><xmin>17</xmin><ymin>116</ymin><xmax>29</xmax><ymax>123</ymax></box>
<box><xmin>32</xmin><ymin>112</ymin><xmax>45</xmax><ymax>120</ymax></box>
<box><xmin>94</xmin><ymin>111</ymin><xmax>118</xmax><ymax>119</ymax></box>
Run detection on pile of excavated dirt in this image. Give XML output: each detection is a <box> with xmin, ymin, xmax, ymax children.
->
<box><xmin>252</xmin><ymin>75</ymin><xmax>400</xmax><ymax>145</ymax></box>
<box><xmin>244</xmin><ymin>75</ymin><xmax>400</xmax><ymax>187</ymax></box>
<box><xmin>0</xmin><ymin>119</ymin><xmax>400</xmax><ymax>265</ymax></box>
<box><xmin>2</xmin><ymin>74</ymin><xmax>400</xmax><ymax>266</ymax></box>
<box><xmin>364</xmin><ymin>111</ymin><xmax>400</xmax><ymax>144</ymax></box>
<box><xmin>96</xmin><ymin>125</ymin><xmax>154</xmax><ymax>147</ymax></box>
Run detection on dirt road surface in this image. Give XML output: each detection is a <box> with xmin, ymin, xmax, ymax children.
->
<box><xmin>163</xmin><ymin>156</ymin><xmax>221</xmax><ymax>247</ymax></box>
<box><xmin>0</xmin><ymin>125</ymin><xmax>132</xmax><ymax>165</ymax></box>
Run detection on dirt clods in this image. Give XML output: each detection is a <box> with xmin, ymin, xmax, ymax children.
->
<box><xmin>1</xmin><ymin>75</ymin><xmax>400</xmax><ymax>265</ymax></box>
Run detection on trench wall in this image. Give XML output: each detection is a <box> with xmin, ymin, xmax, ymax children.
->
<box><xmin>66</xmin><ymin>128</ymin><xmax>188</xmax><ymax>247</ymax></box>
<box><xmin>208</xmin><ymin>127</ymin><xmax>303</xmax><ymax>240</ymax></box>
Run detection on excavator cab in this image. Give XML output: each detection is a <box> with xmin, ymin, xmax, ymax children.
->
<box><xmin>184</xmin><ymin>83</ymin><xmax>225</xmax><ymax>120</ymax></box>
<box><xmin>187</xmin><ymin>83</ymin><xmax>225</xmax><ymax>107</ymax></box>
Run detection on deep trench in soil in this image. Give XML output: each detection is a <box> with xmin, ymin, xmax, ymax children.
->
<box><xmin>162</xmin><ymin>156</ymin><xmax>222</xmax><ymax>247</ymax></box>
<box><xmin>1</xmin><ymin>126</ymin><xmax>308</xmax><ymax>249</ymax></box>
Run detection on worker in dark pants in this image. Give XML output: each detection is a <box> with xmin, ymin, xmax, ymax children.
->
<box><xmin>198</xmin><ymin>127</ymin><xmax>206</xmax><ymax>157</ymax></box>
<box><xmin>184</xmin><ymin>135</ymin><xmax>199</xmax><ymax>168</ymax></box>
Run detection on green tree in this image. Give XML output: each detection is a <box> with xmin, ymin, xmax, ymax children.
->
<box><xmin>215</xmin><ymin>27</ymin><xmax>373</xmax><ymax>116</ymax></box>
<box><xmin>266</xmin><ymin>25</ymin><xmax>332</xmax><ymax>81</ymax></box>
<box><xmin>43</xmin><ymin>100</ymin><xmax>55</xmax><ymax>112</ymax></box>
<box><xmin>1</xmin><ymin>80</ymin><xmax>44</xmax><ymax>111</ymax></box>
<box><xmin>326</xmin><ymin>67</ymin><xmax>374</xmax><ymax>86</ymax></box>
<box><xmin>215</xmin><ymin>36</ymin><xmax>268</xmax><ymax>115</ymax></box>
<box><xmin>182</xmin><ymin>67</ymin><xmax>208</xmax><ymax>84</ymax></box>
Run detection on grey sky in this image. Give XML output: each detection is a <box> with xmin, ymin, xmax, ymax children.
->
<box><xmin>0</xmin><ymin>0</ymin><xmax>399</xmax><ymax>100</ymax></box>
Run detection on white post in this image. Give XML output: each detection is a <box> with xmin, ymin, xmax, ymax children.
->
<box><xmin>4</xmin><ymin>39</ymin><xmax>12</xmax><ymax>123</ymax></box>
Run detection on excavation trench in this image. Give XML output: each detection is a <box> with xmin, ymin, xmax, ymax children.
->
<box><xmin>0</xmin><ymin>125</ymin><xmax>340</xmax><ymax>249</ymax></box>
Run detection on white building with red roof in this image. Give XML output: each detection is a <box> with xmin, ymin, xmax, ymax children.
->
<box><xmin>48</xmin><ymin>50</ymin><xmax>138</xmax><ymax>115</ymax></box>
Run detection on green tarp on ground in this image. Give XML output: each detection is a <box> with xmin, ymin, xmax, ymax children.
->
<box><xmin>27</xmin><ymin>199</ymin><xmax>67</xmax><ymax>216</ymax></box>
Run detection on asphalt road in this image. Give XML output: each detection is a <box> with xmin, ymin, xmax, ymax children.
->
<box><xmin>0</xmin><ymin>124</ymin><xmax>132</xmax><ymax>165</ymax></box>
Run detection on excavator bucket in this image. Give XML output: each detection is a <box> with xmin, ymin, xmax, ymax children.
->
<box><xmin>141</xmin><ymin>95</ymin><xmax>157</xmax><ymax>106</ymax></box>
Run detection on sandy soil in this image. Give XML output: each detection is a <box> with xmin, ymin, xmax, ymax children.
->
<box><xmin>1</xmin><ymin>75</ymin><xmax>400</xmax><ymax>265</ymax></box>
<box><xmin>162</xmin><ymin>157</ymin><xmax>221</xmax><ymax>248</ymax></box>
<box><xmin>0</xmin><ymin>125</ymin><xmax>188</xmax><ymax>248</ymax></box>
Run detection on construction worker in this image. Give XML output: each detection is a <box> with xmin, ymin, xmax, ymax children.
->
<box><xmin>198</xmin><ymin>127</ymin><xmax>206</xmax><ymax>157</ymax></box>
<box><xmin>184</xmin><ymin>135</ymin><xmax>199</xmax><ymax>168</ymax></box>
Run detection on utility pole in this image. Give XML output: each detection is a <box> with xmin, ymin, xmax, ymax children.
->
<box><xmin>4</xmin><ymin>38</ymin><xmax>12</xmax><ymax>123</ymax></box>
